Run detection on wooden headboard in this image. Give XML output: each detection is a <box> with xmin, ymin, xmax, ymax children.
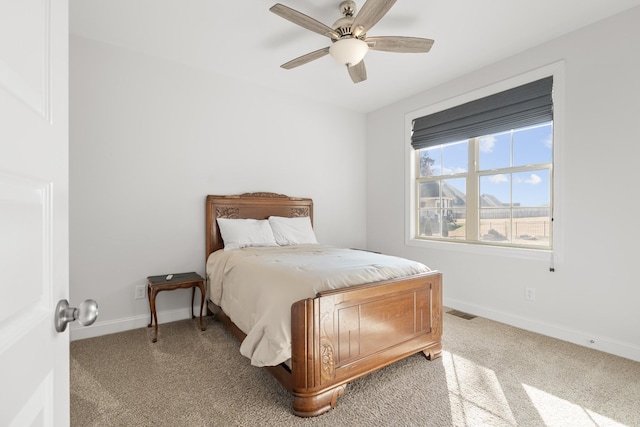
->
<box><xmin>205</xmin><ymin>192</ymin><xmax>314</xmax><ymax>259</ymax></box>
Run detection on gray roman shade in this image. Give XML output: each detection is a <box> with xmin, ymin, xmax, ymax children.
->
<box><xmin>411</xmin><ymin>76</ymin><xmax>553</xmax><ymax>150</ymax></box>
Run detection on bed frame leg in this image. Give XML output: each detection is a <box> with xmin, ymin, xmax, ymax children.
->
<box><xmin>422</xmin><ymin>345</ymin><xmax>443</xmax><ymax>360</ymax></box>
<box><xmin>292</xmin><ymin>385</ymin><xmax>346</xmax><ymax>417</ymax></box>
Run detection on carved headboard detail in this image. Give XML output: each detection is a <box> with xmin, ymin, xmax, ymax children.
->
<box><xmin>291</xmin><ymin>207</ymin><xmax>310</xmax><ymax>217</ymax></box>
<box><xmin>206</xmin><ymin>193</ymin><xmax>314</xmax><ymax>258</ymax></box>
<box><xmin>239</xmin><ymin>192</ymin><xmax>288</xmax><ymax>198</ymax></box>
<box><xmin>215</xmin><ymin>207</ymin><xmax>240</xmax><ymax>218</ymax></box>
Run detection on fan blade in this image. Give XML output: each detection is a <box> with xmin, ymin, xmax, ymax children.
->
<box><xmin>352</xmin><ymin>0</ymin><xmax>397</xmax><ymax>35</ymax></box>
<box><xmin>270</xmin><ymin>4</ymin><xmax>340</xmax><ymax>39</ymax></box>
<box><xmin>348</xmin><ymin>60</ymin><xmax>367</xmax><ymax>83</ymax></box>
<box><xmin>281</xmin><ymin>47</ymin><xmax>330</xmax><ymax>69</ymax></box>
<box><xmin>366</xmin><ymin>36</ymin><xmax>434</xmax><ymax>53</ymax></box>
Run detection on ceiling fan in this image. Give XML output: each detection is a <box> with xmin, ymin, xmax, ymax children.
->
<box><xmin>269</xmin><ymin>0</ymin><xmax>434</xmax><ymax>83</ymax></box>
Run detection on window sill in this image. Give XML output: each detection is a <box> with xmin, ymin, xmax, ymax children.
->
<box><xmin>406</xmin><ymin>237</ymin><xmax>554</xmax><ymax>261</ymax></box>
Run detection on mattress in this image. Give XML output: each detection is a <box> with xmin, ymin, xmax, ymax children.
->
<box><xmin>206</xmin><ymin>244</ymin><xmax>430</xmax><ymax>367</ymax></box>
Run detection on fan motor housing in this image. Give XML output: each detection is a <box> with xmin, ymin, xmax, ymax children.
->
<box><xmin>333</xmin><ymin>1</ymin><xmax>362</xmax><ymax>39</ymax></box>
<box><xmin>332</xmin><ymin>16</ymin><xmax>355</xmax><ymax>38</ymax></box>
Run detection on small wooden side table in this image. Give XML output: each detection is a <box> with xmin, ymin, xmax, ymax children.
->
<box><xmin>146</xmin><ymin>272</ymin><xmax>206</xmax><ymax>343</ymax></box>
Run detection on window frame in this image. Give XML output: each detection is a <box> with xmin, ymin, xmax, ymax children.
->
<box><xmin>405</xmin><ymin>64</ymin><xmax>564</xmax><ymax>262</ymax></box>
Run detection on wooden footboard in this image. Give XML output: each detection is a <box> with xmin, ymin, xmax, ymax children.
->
<box><xmin>289</xmin><ymin>270</ymin><xmax>442</xmax><ymax>416</ymax></box>
<box><xmin>207</xmin><ymin>270</ymin><xmax>442</xmax><ymax>417</ymax></box>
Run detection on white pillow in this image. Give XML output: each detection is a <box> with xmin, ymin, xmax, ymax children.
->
<box><xmin>216</xmin><ymin>218</ymin><xmax>278</xmax><ymax>251</ymax></box>
<box><xmin>268</xmin><ymin>216</ymin><xmax>318</xmax><ymax>246</ymax></box>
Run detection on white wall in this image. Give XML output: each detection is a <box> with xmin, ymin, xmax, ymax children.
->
<box><xmin>366</xmin><ymin>7</ymin><xmax>640</xmax><ymax>361</ymax></box>
<box><xmin>69</xmin><ymin>36</ymin><xmax>366</xmax><ymax>339</ymax></box>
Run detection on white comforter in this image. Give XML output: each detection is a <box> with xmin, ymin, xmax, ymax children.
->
<box><xmin>206</xmin><ymin>244</ymin><xmax>430</xmax><ymax>367</ymax></box>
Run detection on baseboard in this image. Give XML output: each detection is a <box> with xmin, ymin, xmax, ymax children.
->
<box><xmin>444</xmin><ymin>297</ymin><xmax>640</xmax><ymax>363</ymax></box>
<box><xmin>70</xmin><ymin>306</ymin><xmax>201</xmax><ymax>341</ymax></box>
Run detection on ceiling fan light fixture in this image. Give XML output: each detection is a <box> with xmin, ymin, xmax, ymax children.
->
<box><xmin>270</xmin><ymin>1</ymin><xmax>434</xmax><ymax>83</ymax></box>
<box><xmin>329</xmin><ymin>38</ymin><xmax>369</xmax><ymax>66</ymax></box>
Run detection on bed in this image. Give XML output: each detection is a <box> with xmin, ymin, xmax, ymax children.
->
<box><xmin>205</xmin><ymin>192</ymin><xmax>443</xmax><ymax>417</ymax></box>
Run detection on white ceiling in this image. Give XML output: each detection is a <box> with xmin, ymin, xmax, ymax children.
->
<box><xmin>70</xmin><ymin>0</ymin><xmax>640</xmax><ymax>113</ymax></box>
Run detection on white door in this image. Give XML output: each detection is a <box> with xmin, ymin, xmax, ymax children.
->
<box><xmin>0</xmin><ymin>0</ymin><xmax>70</xmax><ymax>425</ymax></box>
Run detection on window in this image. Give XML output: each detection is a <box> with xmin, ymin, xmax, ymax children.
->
<box><xmin>411</xmin><ymin>77</ymin><xmax>554</xmax><ymax>250</ymax></box>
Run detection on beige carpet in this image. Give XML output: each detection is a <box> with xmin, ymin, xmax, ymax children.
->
<box><xmin>71</xmin><ymin>311</ymin><xmax>640</xmax><ymax>426</ymax></box>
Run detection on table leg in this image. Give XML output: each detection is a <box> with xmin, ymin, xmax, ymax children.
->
<box><xmin>149</xmin><ymin>289</ymin><xmax>159</xmax><ymax>343</ymax></box>
<box><xmin>198</xmin><ymin>282</ymin><xmax>206</xmax><ymax>331</ymax></box>
<box><xmin>147</xmin><ymin>284</ymin><xmax>152</xmax><ymax>327</ymax></box>
<box><xmin>191</xmin><ymin>287</ymin><xmax>195</xmax><ymax>319</ymax></box>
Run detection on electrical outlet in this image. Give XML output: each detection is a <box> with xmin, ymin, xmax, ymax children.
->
<box><xmin>135</xmin><ymin>285</ymin><xmax>146</xmax><ymax>300</ymax></box>
<box><xmin>525</xmin><ymin>287</ymin><xmax>536</xmax><ymax>301</ymax></box>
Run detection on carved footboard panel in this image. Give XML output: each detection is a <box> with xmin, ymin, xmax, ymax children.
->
<box><xmin>290</xmin><ymin>271</ymin><xmax>443</xmax><ymax>417</ymax></box>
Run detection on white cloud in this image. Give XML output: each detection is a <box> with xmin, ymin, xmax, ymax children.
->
<box><xmin>488</xmin><ymin>174</ymin><xmax>508</xmax><ymax>183</ymax></box>
<box><xmin>479</xmin><ymin>136</ymin><xmax>496</xmax><ymax>152</ymax></box>
<box><xmin>524</xmin><ymin>174</ymin><xmax>542</xmax><ymax>185</ymax></box>
<box><xmin>441</xmin><ymin>166</ymin><xmax>467</xmax><ymax>175</ymax></box>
